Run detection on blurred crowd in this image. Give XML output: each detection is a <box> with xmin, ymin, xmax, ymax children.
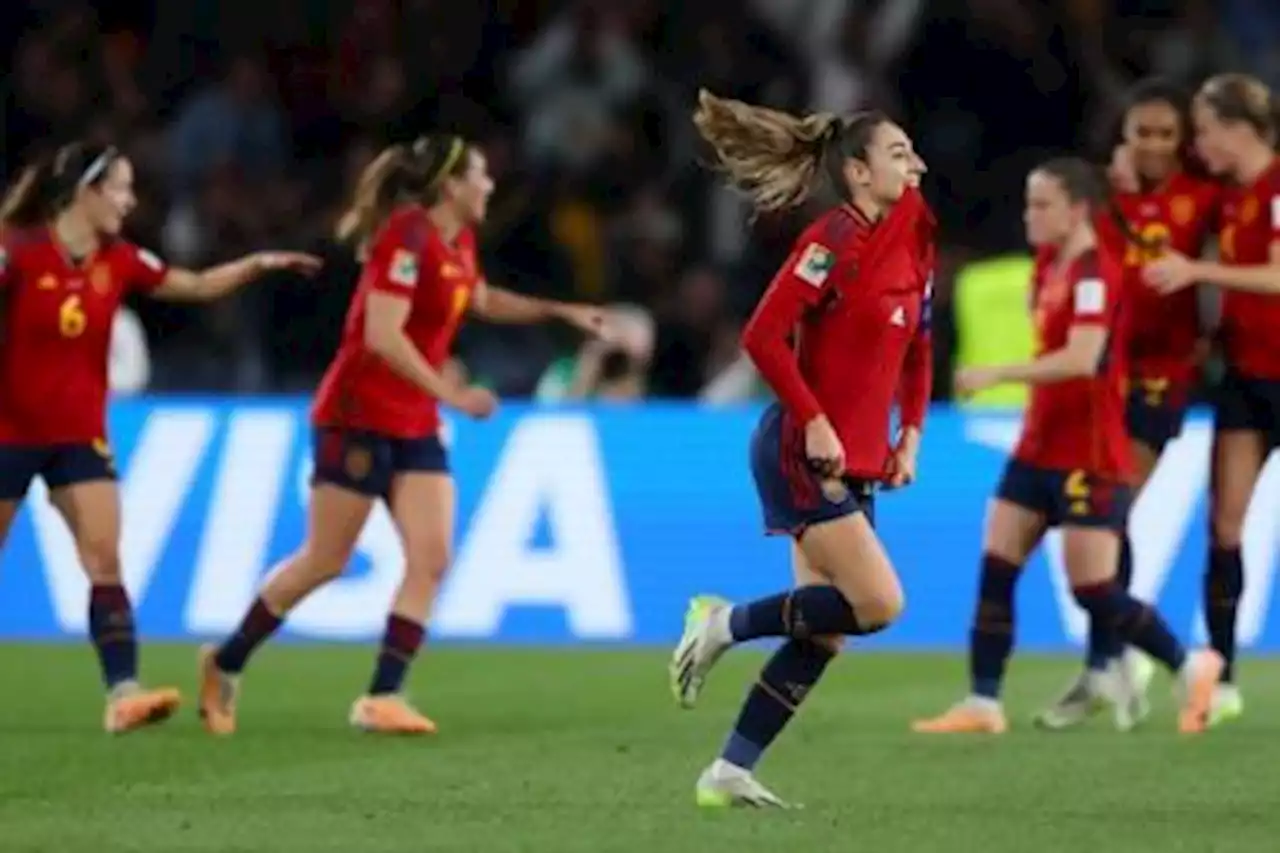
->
<box><xmin>2</xmin><ymin>0</ymin><xmax>1278</xmax><ymax>400</ymax></box>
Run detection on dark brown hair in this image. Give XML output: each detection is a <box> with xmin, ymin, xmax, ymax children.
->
<box><xmin>0</xmin><ymin>141</ymin><xmax>119</xmax><ymax>228</ymax></box>
<box><xmin>693</xmin><ymin>89</ymin><xmax>891</xmax><ymax>213</ymax></box>
<box><xmin>335</xmin><ymin>135</ymin><xmax>472</xmax><ymax>244</ymax></box>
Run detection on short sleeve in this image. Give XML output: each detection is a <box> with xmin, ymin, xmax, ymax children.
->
<box><xmin>366</xmin><ymin>214</ymin><xmax>429</xmax><ymax>296</ymax></box>
<box><xmin>1071</xmin><ymin>276</ymin><xmax>1109</xmax><ymax>324</ymax></box>
<box><xmin>127</xmin><ymin>245</ymin><xmax>170</xmax><ymax>293</ymax></box>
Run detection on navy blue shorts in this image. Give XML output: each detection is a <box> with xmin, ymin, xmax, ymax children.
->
<box><xmin>749</xmin><ymin>403</ymin><xmax>875</xmax><ymax>538</ymax></box>
<box><xmin>0</xmin><ymin>442</ymin><xmax>117</xmax><ymax>501</ymax></box>
<box><xmin>312</xmin><ymin>427</ymin><xmax>449</xmax><ymax>498</ymax></box>
<box><xmin>1125</xmin><ymin>378</ymin><xmax>1189</xmax><ymax>454</ymax></box>
<box><xmin>1214</xmin><ymin>370</ymin><xmax>1280</xmax><ymax>450</ymax></box>
<box><xmin>996</xmin><ymin>459</ymin><xmax>1132</xmax><ymax>530</ymax></box>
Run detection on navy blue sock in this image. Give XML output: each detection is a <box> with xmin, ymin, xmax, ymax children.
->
<box><xmin>88</xmin><ymin>584</ymin><xmax>137</xmax><ymax>689</ymax></box>
<box><xmin>728</xmin><ymin>586</ymin><xmax>886</xmax><ymax>642</ymax></box>
<box><xmin>369</xmin><ymin>615</ymin><xmax>425</xmax><ymax>695</ymax></box>
<box><xmin>215</xmin><ymin>597</ymin><xmax>283</xmax><ymax>674</ymax></box>
<box><xmin>721</xmin><ymin>639</ymin><xmax>835</xmax><ymax>771</ymax></box>
<box><xmin>1085</xmin><ymin>534</ymin><xmax>1132</xmax><ymax>671</ymax></box>
<box><xmin>969</xmin><ymin>554</ymin><xmax>1020</xmax><ymax>699</ymax></box>
<box><xmin>1074</xmin><ymin>582</ymin><xmax>1186</xmax><ymax>673</ymax></box>
<box><xmin>1205</xmin><ymin>547</ymin><xmax>1243</xmax><ymax>683</ymax></box>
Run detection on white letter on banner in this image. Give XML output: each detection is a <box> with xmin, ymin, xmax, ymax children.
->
<box><xmin>185</xmin><ymin>409</ymin><xmax>298</xmax><ymax>632</ymax></box>
<box><xmin>434</xmin><ymin>415</ymin><xmax>632</xmax><ymax>639</ymax></box>
<box><xmin>29</xmin><ymin>408</ymin><xmax>216</xmax><ymax>632</ymax></box>
<box><xmin>286</xmin><ymin>456</ymin><xmax>405</xmax><ymax>640</ymax></box>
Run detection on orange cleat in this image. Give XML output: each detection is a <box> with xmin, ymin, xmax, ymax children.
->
<box><xmin>1177</xmin><ymin>649</ymin><xmax>1225</xmax><ymax>734</ymax></box>
<box><xmin>104</xmin><ymin>685</ymin><xmax>181</xmax><ymax>734</ymax></box>
<box><xmin>912</xmin><ymin>698</ymin><xmax>1008</xmax><ymax>734</ymax></box>
<box><xmin>197</xmin><ymin>645</ymin><xmax>239</xmax><ymax>736</ymax></box>
<box><xmin>348</xmin><ymin>695</ymin><xmax>438</xmax><ymax>735</ymax></box>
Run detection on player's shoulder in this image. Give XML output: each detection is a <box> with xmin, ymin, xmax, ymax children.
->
<box><xmin>1</xmin><ymin>225</ymin><xmax>53</xmax><ymax>258</ymax></box>
<box><xmin>379</xmin><ymin>204</ymin><xmax>434</xmax><ymax>249</ymax></box>
<box><xmin>1166</xmin><ymin>172</ymin><xmax>1221</xmax><ymax>209</ymax></box>
<box><xmin>798</xmin><ymin>205</ymin><xmax>873</xmax><ymax>252</ymax></box>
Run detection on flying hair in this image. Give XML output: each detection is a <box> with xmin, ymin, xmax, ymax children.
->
<box><xmin>693</xmin><ymin>89</ymin><xmax>889</xmax><ymax>214</ymax></box>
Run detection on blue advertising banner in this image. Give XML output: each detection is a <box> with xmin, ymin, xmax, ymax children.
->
<box><xmin>1</xmin><ymin>399</ymin><xmax>1278</xmax><ymax>649</ymax></box>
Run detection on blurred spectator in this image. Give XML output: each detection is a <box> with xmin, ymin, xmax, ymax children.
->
<box><xmin>167</xmin><ymin>53</ymin><xmax>286</xmax><ymax>200</ymax></box>
<box><xmin>0</xmin><ymin>0</ymin><xmax>1254</xmax><ymax>403</ymax></box>
<box><xmin>537</xmin><ymin>304</ymin><xmax>654</xmax><ymax>402</ymax></box>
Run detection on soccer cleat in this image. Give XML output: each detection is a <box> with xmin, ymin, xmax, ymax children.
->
<box><xmin>1208</xmin><ymin>683</ymin><xmax>1244</xmax><ymax>727</ymax></box>
<box><xmin>103</xmin><ymin>683</ymin><xmax>181</xmax><ymax>734</ymax></box>
<box><xmin>1112</xmin><ymin>649</ymin><xmax>1153</xmax><ymax>732</ymax></box>
<box><xmin>1176</xmin><ymin>650</ymin><xmax>1225</xmax><ymax>734</ymax></box>
<box><xmin>1033</xmin><ymin>672</ymin><xmax>1106</xmax><ymax>731</ymax></box>
<box><xmin>348</xmin><ymin>694</ymin><xmax>438</xmax><ymax>735</ymax></box>
<box><xmin>197</xmin><ymin>645</ymin><xmax>240</xmax><ymax>735</ymax></box>
<box><xmin>695</xmin><ymin>759</ymin><xmax>791</xmax><ymax>809</ymax></box>
<box><xmin>669</xmin><ymin>595</ymin><xmax>733</xmax><ymax>709</ymax></box>
<box><xmin>912</xmin><ymin>696</ymin><xmax>1008</xmax><ymax>734</ymax></box>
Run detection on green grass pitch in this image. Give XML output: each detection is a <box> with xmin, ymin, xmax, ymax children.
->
<box><xmin>0</xmin><ymin>645</ymin><xmax>1274</xmax><ymax>853</ymax></box>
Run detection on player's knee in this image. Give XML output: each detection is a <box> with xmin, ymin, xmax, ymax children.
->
<box><xmin>855</xmin><ymin>584</ymin><xmax>905</xmax><ymax>628</ymax></box>
<box><xmin>76</xmin><ymin>535</ymin><xmax>121</xmax><ymax>583</ymax></box>
<box><xmin>402</xmin><ymin>539</ymin><xmax>451</xmax><ymax>587</ymax></box>
<box><xmin>811</xmin><ymin>634</ymin><xmax>845</xmax><ymax>655</ymax></box>
<box><xmin>297</xmin><ymin>544</ymin><xmax>352</xmax><ymax>583</ymax></box>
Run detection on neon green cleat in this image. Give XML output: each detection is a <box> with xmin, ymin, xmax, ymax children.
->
<box><xmin>669</xmin><ymin>595</ymin><xmax>732</xmax><ymax>709</ymax></box>
<box><xmin>1208</xmin><ymin>684</ymin><xmax>1243</xmax><ymax>727</ymax></box>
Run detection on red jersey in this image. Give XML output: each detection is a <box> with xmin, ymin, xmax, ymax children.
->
<box><xmin>1014</xmin><ymin>246</ymin><xmax>1132</xmax><ymax>480</ymax></box>
<box><xmin>1217</xmin><ymin>157</ymin><xmax>1280</xmax><ymax>379</ymax></box>
<box><xmin>0</xmin><ymin>228</ymin><xmax>168</xmax><ymax>445</ymax></box>
<box><xmin>312</xmin><ymin>206</ymin><xmax>480</xmax><ymax>438</ymax></box>
<box><xmin>1097</xmin><ymin>172</ymin><xmax>1218</xmax><ymax>384</ymax></box>
<box><xmin>742</xmin><ymin>192</ymin><xmax>929</xmax><ymax>480</ymax></box>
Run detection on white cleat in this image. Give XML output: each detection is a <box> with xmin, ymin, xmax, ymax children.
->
<box><xmin>1033</xmin><ymin>671</ymin><xmax>1106</xmax><ymax>730</ymax></box>
<box><xmin>670</xmin><ymin>595</ymin><xmax>733</xmax><ymax>709</ymax></box>
<box><xmin>1111</xmin><ymin>649</ymin><xmax>1154</xmax><ymax>732</ymax></box>
<box><xmin>695</xmin><ymin>759</ymin><xmax>791</xmax><ymax>809</ymax></box>
<box><xmin>1208</xmin><ymin>683</ymin><xmax>1244</xmax><ymax>727</ymax></box>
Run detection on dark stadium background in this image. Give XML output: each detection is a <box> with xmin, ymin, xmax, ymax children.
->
<box><xmin>5</xmin><ymin>0</ymin><xmax>1274</xmax><ymax>398</ymax></box>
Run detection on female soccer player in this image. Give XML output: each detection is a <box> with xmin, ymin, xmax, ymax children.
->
<box><xmin>912</xmin><ymin>157</ymin><xmax>1223</xmax><ymax>736</ymax></box>
<box><xmin>198</xmin><ymin>136</ymin><xmax>608</xmax><ymax>736</ymax></box>
<box><xmin>669</xmin><ymin>91</ymin><xmax>933</xmax><ymax>808</ymax></box>
<box><xmin>1036</xmin><ymin>79</ymin><xmax>1221</xmax><ymax>731</ymax></box>
<box><xmin>1145</xmin><ymin>73</ymin><xmax>1280</xmax><ymax>726</ymax></box>
<box><xmin>0</xmin><ymin>141</ymin><xmax>320</xmax><ymax>733</ymax></box>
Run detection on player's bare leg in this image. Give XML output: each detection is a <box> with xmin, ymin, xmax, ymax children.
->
<box><xmin>914</xmin><ymin>498</ymin><xmax>1043</xmax><ymax>734</ymax></box>
<box><xmin>200</xmin><ymin>483</ymin><xmax>372</xmax><ymax>734</ymax></box>
<box><xmin>688</xmin><ymin>512</ymin><xmax>902</xmax><ymax>807</ymax></box>
<box><xmin>51</xmin><ymin>481</ymin><xmax>181</xmax><ymax>732</ymax></box>
<box><xmin>348</xmin><ymin>472</ymin><xmax>452</xmax><ymax>736</ymax></box>
<box><xmin>1203</xmin><ymin>429</ymin><xmax>1264</xmax><ymax>726</ymax></box>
